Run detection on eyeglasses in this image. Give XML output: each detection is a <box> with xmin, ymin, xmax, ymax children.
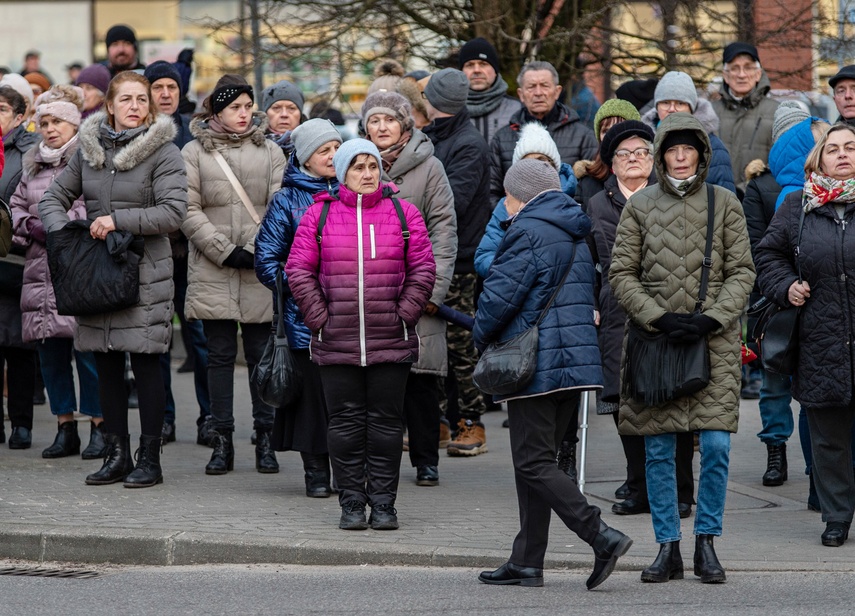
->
<box><xmin>656</xmin><ymin>100</ymin><xmax>691</xmax><ymax>112</ymax></box>
<box><xmin>723</xmin><ymin>65</ymin><xmax>759</xmax><ymax>76</ymax></box>
<box><xmin>614</xmin><ymin>148</ymin><xmax>650</xmax><ymax>160</ymax></box>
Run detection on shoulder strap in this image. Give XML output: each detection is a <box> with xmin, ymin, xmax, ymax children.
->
<box><xmin>211</xmin><ymin>149</ymin><xmax>261</xmax><ymax>225</ymax></box>
<box><xmin>534</xmin><ymin>241</ymin><xmax>577</xmax><ymax>327</ymax></box>
<box><xmin>695</xmin><ymin>183</ymin><xmax>716</xmax><ymax>313</ymax></box>
<box><xmin>391</xmin><ymin>197</ymin><xmax>410</xmax><ymax>255</ymax></box>
<box><xmin>274</xmin><ymin>267</ymin><xmax>287</xmax><ymax>338</ymax></box>
<box><xmin>315</xmin><ymin>201</ymin><xmax>332</xmax><ymax>245</ymax></box>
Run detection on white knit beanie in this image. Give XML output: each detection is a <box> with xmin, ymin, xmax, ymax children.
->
<box><xmin>512</xmin><ymin>123</ymin><xmax>561</xmax><ymax>168</ymax></box>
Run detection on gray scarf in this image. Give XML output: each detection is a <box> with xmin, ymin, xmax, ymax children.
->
<box><xmin>466</xmin><ymin>76</ymin><xmax>510</xmax><ymax>118</ymax></box>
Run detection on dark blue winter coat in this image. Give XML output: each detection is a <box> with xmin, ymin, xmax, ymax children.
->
<box><xmin>474</xmin><ymin>162</ymin><xmax>577</xmax><ymax>278</ymax></box>
<box><xmin>473</xmin><ymin>190</ymin><xmax>603</xmax><ymax>402</ymax></box>
<box><xmin>255</xmin><ymin>157</ymin><xmax>337</xmax><ymax>349</ymax></box>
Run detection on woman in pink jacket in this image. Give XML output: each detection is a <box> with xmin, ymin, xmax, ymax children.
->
<box><xmin>286</xmin><ymin>139</ymin><xmax>436</xmax><ymax>531</ymax></box>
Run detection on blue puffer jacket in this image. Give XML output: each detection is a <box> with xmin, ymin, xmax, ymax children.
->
<box><xmin>769</xmin><ymin>117</ymin><xmax>822</xmax><ymax>209</ymax></box>
<box><xmin>255</xmin><ymin>157</ymin><xmax>337</xmax><ymax>349</ymax></box>
<box><xmin>473</xmin><ymin>190</ymin><xmax>603</xmax><ymax>402</ymax></box>
<box><xmin>474</xmin><ymin>162</ymin><xmax>577</xmax><ymax>278</ymax></box>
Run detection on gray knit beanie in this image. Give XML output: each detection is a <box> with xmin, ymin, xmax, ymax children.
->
<box><xmin>260</xmin><ymin>79</ymin><xmax>305</xmax><ymax>113</ymax></box>
<box><xmin>503</xmin><ymin>159</ymin><xmax>561</xmax><ymax>205</ymax></box>
<box><xmin>424</xmin><ymin>68</ymin><xmax>469</xmax><ymax>115</ymax></box>
<box><xmin>291</xmin><ymin>118</ymin><xmax>342</xmax><ymax>167</ymax></box>
<box><xmin>333</xmin><ymin>138</ymin><xmax>383</xmax><ymax>185</ymax></box>
<box><xmin>772</xmin><ymin>100</ymin><xmax>810</xmax><ymax>144</ymax></box>
<box><xmin>362</xmin><ymin>91</ymin><xmax>414</xmax><ymax>133</ymax></box>
<box><xmin>654</xmin><ymin>71</ymin><xmax>698</xmax><ymax>112</ymax></box>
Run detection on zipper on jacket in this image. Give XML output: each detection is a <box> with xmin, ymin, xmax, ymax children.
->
<box><xmin>402</xmin><ymin>320</ymin><xmax>408</xmax><ymax>341</ymax></box>
<box><xmin>369</xmin><ymin>224</ymin><xmax>376</xmax><ymax>259</ymax></box>
<box><xmin>357</xmin><ymin>194</ymin><xmax>367</xmax><ymax>366</ymax></box>
<box><xmin>318</xmin><ymin>327</ymin><xmax>323</xmax><ymax>342</ymax></box>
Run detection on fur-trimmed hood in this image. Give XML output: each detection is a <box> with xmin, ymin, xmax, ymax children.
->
<box><xmin>78</xmin><ymin>112</ymin><xmax>177</xmax><ymax>171</ymax></box>
<box><xmin>189</xmin><ymin>112</ymin><xmax>269</xmax><ymax>151</ymax></box>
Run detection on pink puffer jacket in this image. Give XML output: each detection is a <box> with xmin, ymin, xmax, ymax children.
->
<box><xmin>285</xmin><ymin>183</ymin><xmax>436</xmax><ymax>366</ymax></box>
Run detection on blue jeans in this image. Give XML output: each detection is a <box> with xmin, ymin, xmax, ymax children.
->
<box><xmin>38</xmin><ymin>338</ymin><xmax>101</xmax><ymax>418</ymax></box>
<box><xmin>757</xmin><ymin>370</ymin><xmax>794</xmax><ymax>445</ymax></box>
<box><xmin>645</xmin><ymin>430</ymin><xmax>731</xmax><ymax>543</ymax></box>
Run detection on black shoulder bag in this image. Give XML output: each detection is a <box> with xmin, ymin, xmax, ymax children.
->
<box><xmin>622</xmin><ymin>184</ymin><xmax>715</xmax><ymax>406</ymax></box>
<box><xmin>747</xmin><ymin>206</ymin><xmax>806</xmax><ymax>375</ymax></box>
<box><xmin>472</xmin><ymin>242</ymin><xmax>577</xmax><ymax>396</ymax></box>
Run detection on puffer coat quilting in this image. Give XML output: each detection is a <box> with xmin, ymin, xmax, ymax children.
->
<box><xmin>608</xmin><ymin>113</ymin><xmax>755</xmax><ymax>436</ymax></box>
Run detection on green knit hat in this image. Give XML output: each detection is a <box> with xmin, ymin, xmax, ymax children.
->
<box><xmin>594</xmin><ymin>98</ymin><xmax>641</xmax><ymax>141</ymax></box>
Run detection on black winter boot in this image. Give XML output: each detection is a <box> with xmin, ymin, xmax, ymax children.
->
<box><xmin>206</xmin><ymin>431</ymin><xmax>234</xmax><ymax>475</ymax></box>
<box><xmin>42</xmin><ymin>421</ymin><xmax>81</xmax><ymax>458</ymax></box>
<box><xmin>762</xmin><ymin>443</ymin><xmax>788</xmax><ymax>486</ymax></box>
<box><xmin>85</xmin><ymin>434</ymin><xmax>133</xmax><ymax>485</ymax></box>
<box><xmin>694</xmin><ymin>535</ymin><xmax>726</xmax><ymax>583</ymax></box>
<box><xmin>81</xmin><ymin>422</ymin><xmax>107</xmax><ymax>460</ymax></box>
<box><xmin>301</xmin><ymin>452</ymin><xmax>332</xmax><ymax>497</ymax></box>
<box><xmin>556</xmin><ymin>440</ymin><xmax>578</xmax><ymax>485</ymax></box>
<box><xmin>587</xmin><ymin>521</ymin><xmax>633</xmax><ymax>590</ymax></box>
<box><xmin>123</xmin><ymin>435</ymin><xmax>163</xmax><ymax>488</ymax></box>
<box><xmin>255</xmin><ymin>429</ymin><xmax>279</xmax><ymax>473</ymax></box>
<box><xmin>641</xmin><ymin>541</ymin><xmax>684</xmax><ymax>582</ymax></box>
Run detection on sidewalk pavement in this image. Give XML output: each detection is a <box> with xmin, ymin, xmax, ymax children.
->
<box><xmin>1</xmin><ymin>361</ymin><xmax>852</xmax><ymax>574</ymax></box>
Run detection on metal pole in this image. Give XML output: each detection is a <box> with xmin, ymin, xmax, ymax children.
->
<box><xmin>577</xmin><ymin>390</ymin><xmax>590</xmax><ymax>495</ymax></box>
<box><xmin>250</xmin><ymin>0</ymin><xmax>263</xmax><ymax>94</ymax></box>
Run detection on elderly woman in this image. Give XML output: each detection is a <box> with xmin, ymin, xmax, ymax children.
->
<box><xmin>39</xmin><ymin>71</ymin><xmax>187</xmax><ymax>487</ymax></box>
<box><xmin>11</xmin><ymin>85</ymin><xmax>103</xmax><ymax>459</ymax></box>
<box><xmin>74</xmin><ymin>64</ymin><xmax>111</xmax><ymax>120</ymax></box>
<box><xmin>756</xmin><ymin>123</ymin><xmax>855</xmax><ymax>547</ymax></box>
<box><xmin>261</xmin><ymin>79</ymin><xmax>304</xmax><ymax>159</ymax></box>
<box><xmin>255</xmin><ymin>118</ymin><xmax>342</xmax><ymax>497</ymax></box>
<box><xmin>182</xmin><ymin>74</ymin><xmax>286</xmax><ymax>476</ymax></box>
<box><xmin>609</xmin><ymin>113</ymin><xmax>754</xmax><ymax>583</ymax></box>
<box><xmin>475</xmin><ymin>159</ymin><xmax>631</xmax><ymax>590</ymax></box>
<box><xmin>286</xmin><ymin>139</ymin><xmax>436</xmax><ymax>531</ymax></box>
<box><xmin>362</xmin><ymin>90</ymin><xmax>457</xmax><ymax>487</ymax></box>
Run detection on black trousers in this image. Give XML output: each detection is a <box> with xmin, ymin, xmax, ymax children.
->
<box><xmin>94</xmin><ymin>351</ymin><xmax>164</xmax><ymax>437</ymax></box>
<box><xmin>0</xmin><ymin>347</ymin><xmax>35</xmax><ymax>430</ymax></box>
<box><xmin>806</xmin><ymin>402</ymin><xmax>855</xmax><ymax>524</ymax></box>
<box><xmin>404</xmin><ymin>373</ymin><xmax>442</xmax><ymax>468</ymax></box>
<box><xmin>319</xmin><ymin>363</ymin><xmax>411</xmax><ymax>507</ymax></box>
<box><xmin>202</xmin><ymin>320</ymin><xmax>273</xmax><ymax>433</ymax></box>
<box><xmin>507</xmin><ymin>391</ymin><xmax>602</xmax><ymax>569</ymax></box>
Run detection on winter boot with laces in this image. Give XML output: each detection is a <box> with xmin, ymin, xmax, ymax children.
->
<box><xmin>446</xmin><ymin>419</ymin><xmax>487</xmax><ymax>456</ymax></box>
<box><xmin>339</xmin><ymin>501</ymin><xmax>368</xmax><ymax>530</ymax></box>
<box><xmin>369</xmin><ymin>503</ymin><xmax>399</xmax><ymax>530</ymax></box>
<box><xmin>556</xmin><ymin>440</ymin><xmax>578</xmax><ymax>485</ymax></box>
<box><xmin>762</xmin><ymin>443</ymin><xmax>788</xmax><ymax>486</ymax></box>
<box><xmin>123</xmin><ymin>435</ymin><xmax>163</xmax><ymax>488</ymax></box>
<box><xmin>85</xmin><ymin>434</ymin><xmax>133</xmax><ymax>485</ymax></box>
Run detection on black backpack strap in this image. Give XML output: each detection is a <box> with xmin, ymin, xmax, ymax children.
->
<box><xmin>315</xmin><ymin>201</ymin><xmax>332</xmax><ymax>246</ymax></box>
<box><xmin>695</xmin><ymin>183</ymin><xmax>716</xmax><ymax>313</ymax></box>
<box><xmin>391</xmin><ymin>197</ymin><xmax>410</xmax><ymax>255</ymax></box>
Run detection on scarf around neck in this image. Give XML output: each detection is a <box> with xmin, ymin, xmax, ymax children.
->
<box><xmin>37</xmin><ymin>133</ymin><xmax>79</xmax><ymax>166</ymax></box>
<box><xmin>379</xmin><ymin>131</ymin><xmax>412</xmax><ymax>173</ymax></box>
<box><xmin>803</xmin><ymin>171</ymin><xmax>855</xmax><ymax>213</ymax></box>
<box><xmin>666</xmin><ymin>174</ymin><xmax>696</xmax><ymax>195</ymax></box>
<box><xmin>466</xmin><ymin>76</ymin><xmax>510</xmax><ymax>118</ymax></box>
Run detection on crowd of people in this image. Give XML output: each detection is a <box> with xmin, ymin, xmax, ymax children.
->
<box><xmin>3</xmin><ymin>23</ymin><xmax>855</xmax><ymax>588</ymax></box>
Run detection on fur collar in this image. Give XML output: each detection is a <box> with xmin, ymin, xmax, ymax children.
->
<box><xmin>189</xmin><ymin>112</ymin><xmax>269</xmax><ymax>152</ymax></box>
<box><xmin>22</xmin><ymin>140</ymin><xmax>79</xmax><ymax>177</ymax></box>
<box><xmin>744</xmin><ymin>158</ymin><xmax>768</xmax><ymax>182</ymax></box>
<box><xmin>78</xmin><ymin>112</ymin><xmax>177</xmax><ymax>171</ymax></box>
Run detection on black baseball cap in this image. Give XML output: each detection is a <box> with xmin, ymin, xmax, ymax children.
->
<box><xmin>723</xmin><ymin>42</ymin><xmax>759</xmax><ymax>64</ymax></box>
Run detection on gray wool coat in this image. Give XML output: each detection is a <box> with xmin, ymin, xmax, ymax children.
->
<box><xmin>38</xmin><ymin>112</ymin><xmax>188</xmax><ymax>354</ymax></box>
<box><xmin>383</xmin><ymin>128</ymin><xmax>458</xmax><ymax>375</ymax></box>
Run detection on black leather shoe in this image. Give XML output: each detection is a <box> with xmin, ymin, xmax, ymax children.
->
<box><xmin>762</xmin><ymin>443</ymin><xmax>787</xmax><ymax>486</ymax></box>
<box><xmin>641</xmin><ymin>541</ymin><xmax>684</xmax><ymax>582</ymax></box>
<box><xmin>123</xmin><ymin>435</ymin><xmax>164</xmax><ymax>488</ymax></box>
<box><xmin>81</xmin><ymin>422</ymin><xmax>107</xmax><ymax>460</ymax></box>
<box><xmin>587</xmin><ymin>521</ymin><xmax>633</xmax><ymax>590</ymax></box>
<box><xmin>254</xmin><ymin>430</ymin><xmax>279</xmax><ymax>473</ymax></box>
<box><xmin>339</xmin><ymin>501</ymin><xmax>368</xmax><ymax>530</ymax></box>
<box><xmin>42</xmin><ymin>421</ymin><xmax>81</xmax><ymax>458</ymax></box>
<box><xmin>8</xmin><ymin>426</ymin><xmax>32</xmax><ymax>449</ymax></box>
<box><xmin>301</xmin><ymin>453</ymin><xmax>333</xmax><ymax>497</ymax></box>
<box><xmin>615</xmin><ymin>481</ymin><xmax>630</xmax><ymax>500</ymax></box>
<box><xmin>416</xmin><ymin>465</ymin><xmax>439</xmax><ymax>487</ymax></box>
<box><xmin>694</xmin><ymin>535</ymin><xmax>726</xmax><ymax>583</ymax></box>
<box><xmin>479</xmin><ymin>562</ymin><xmax>543</xmax><ymax>587</ymax></box>
<box><xmin>206</xmin><ymin>431</ymin><xmax>235</xmax><ymax>475</ymax></box>
<box><xmin>821</xmin><ymin>521</ymin><xmax>850</xmax><ymax>547</ymax></box>
<box><xmin>196</xmin><ymin>417</ymin><xmax>215</xmax><ymax>447</ymax></box>
<box><xmin>369</xmin><ymin>503</ymin><xmax>399</xmax><ymax>530</ymax></box>
<box><xmin>161</xmin><ymin>421</ymin><xmax>176</xmax><ymax>444</ymax></box>
<box><xmin>85</xmin><ymin>434</ymin><xmax>133</xmax><ymax>485</ymax></box>
<box><xmin>678</xmin><ymin>502</ymin><xmax>692</xmax><ymax>519</ymax></box>
<box><xmin>611</xmin><ymin>498</ymin><xmax>650</xmax><ymax>515</ymax></box>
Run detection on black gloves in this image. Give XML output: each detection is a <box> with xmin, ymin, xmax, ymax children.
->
<box><xmin>653</xmin><ymin>312</ymin><xmax>720</xmax><ymax>342</ymax></box>
<box><xmin>223</xmin><ymin>247</ymin><xmax>255</xmax><ymax>269</ymax></box>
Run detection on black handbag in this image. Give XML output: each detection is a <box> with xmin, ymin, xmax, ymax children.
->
<box><xmin>251</xmin><ymin>269</ymin><xmax>302</xmax><ymax>408</ymax></box>
<box><xmin>622</xmin><ymin>184</ymin><xmax>716</xmax><ymax>406</ymax></box>
<box><xmin>46</xmin><ymin>220</ymin><xmax>144</xmax><ymax>316</ymax></box>
<box><xmin>748</xmin><ymin>207</ymin><xmax>806</xmax><ymax>376</ymax></box>
<box><xmin>473</xmin><ymin>242</ymin><xmax>576</xmax><ymax>396</ymax></box>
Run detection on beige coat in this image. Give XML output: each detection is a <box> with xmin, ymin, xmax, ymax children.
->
<box><xmin>182</xmin><ymin>113</ymin><xmax>286</xmax><ymax>323</ymax></box>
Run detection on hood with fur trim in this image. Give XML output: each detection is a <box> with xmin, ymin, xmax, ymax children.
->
<box><xmin>78</xmin><ymin>112</ymin><xmax>177</xmax><ymax>171</ymax></box>
<box><xmin>744</xmin><ymin>158</ymin><xmax>767</xmax><ymax>182</ymax></box>
<box><xmin>189</xmin><ymin>111</ymin><xmax>269</xmax><ymax>151</ymax></box>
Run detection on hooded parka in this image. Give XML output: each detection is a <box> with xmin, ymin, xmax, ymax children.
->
<box><xmin>608</xmin><ymin>113</ymin><xmax>755</xmax><ymax>436</ymax></box>
<box><xmin>38</xmin><ymin>112</ymin><xmax>188</xmax><ymax>354</ymax></box>
<box><xmin>181</xmin><ymin>113</ymin><xmax>286</xmax><ymax>324</ymax></box>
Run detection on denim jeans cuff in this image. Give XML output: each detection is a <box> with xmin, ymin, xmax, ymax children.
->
<box><xmin>692</xmin><ymin>530</ymin><xmax>722</xmax><ymax>537</ymax></box>
<box><xmin>655</xmin><ymin>534</ymin><xmax>682</xmax><ymax>544</ymax></box>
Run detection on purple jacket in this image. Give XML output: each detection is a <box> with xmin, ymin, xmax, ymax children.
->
<box><xmin>10</xmin><ymin>143</ymin><xmax>87</xmax><ymax>342</ymax></box>
<box><xmin>285</xmin><ymin>183</ymin><xmax>436</xmax><ymax>367</ymax></box>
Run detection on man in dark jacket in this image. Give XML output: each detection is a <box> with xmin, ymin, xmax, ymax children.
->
<box><xmin>103</xmin><ymin>24</ymin><xmax>145</xmax><ymax>76</ymax></box>
<box><xmin>830</xmin><ymin>64</ymin><xmax>855</xmax><ymax>126</ymax></box>
<box><xmin>490</xmin><ymin>61</ymin><xmax>597</xmax><ymax>205</ymax></box>
<box><xmin>460</xmin><ymin>38</ymin><xmax>521</xmax><ymax>146</ymax></box>
<box><xmin>712</xmin><ymin>42</ymin><xmax>778</xmax><ymax>192</ymax></box>
<box><xmin>142</xmin><ymin>61</ymin><xmax>210</xmax><ymax>445</ymax></box>
<box><xmin>422</xmin><ymin>68</ymin><xmax>492</xmax><ymax>457</ymax></box>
